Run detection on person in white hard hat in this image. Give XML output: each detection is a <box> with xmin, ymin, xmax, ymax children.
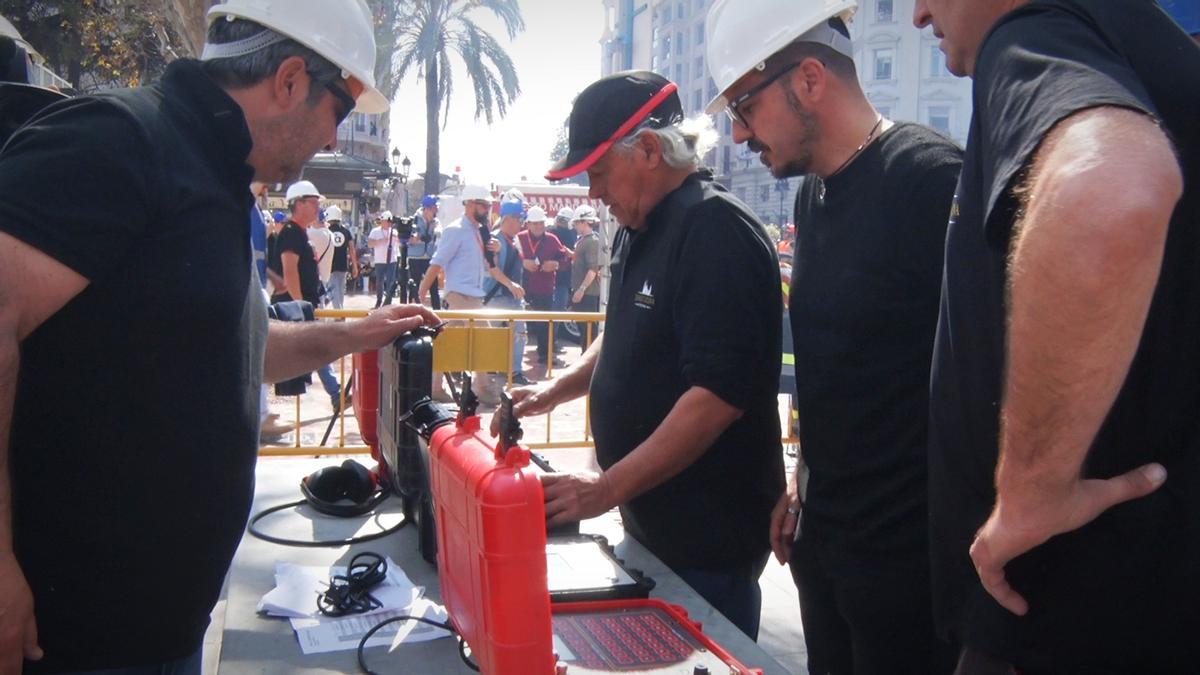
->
<box><xmin>549</xmin><ymin>205</ymin><xmax>578</xmax><ymax>312</ymax></box>
<box><xmin>0</xmin><ymin>1</ymin><xmax>438</xmax><ymax>671</ymax></box>
<box><xmin>418</xmin><ymin>185</ymin><xmax>502</xmax><ymax>405</ymax></box>
<box><xmin>707</xmin><ymin>0</ymin><xmax>962</xmax><ymax>670</ymax></box>
<box><xmin>569</xmin><ymin>205</ymin><xmax>604</xmax><ymax>335</ymax></box>
<box><xmin>516</xmin><ymin>204</ymin><xmax>571</xmax><ymax>367</ymax></box>
<box><xmin>323</xmin><ymin>205</ymin><xmax>358</xmax><ymax>309</ymax></box>
<box><xmin>367</xmin><ymin>211</ymin><xmax>400</xmax><ymax>308</ymax></box>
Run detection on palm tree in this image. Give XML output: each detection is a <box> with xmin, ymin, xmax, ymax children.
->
<box><xmin>379</xmin><ymin>0</ymin><xmax>524</xmax><ymax>194</ymax></box>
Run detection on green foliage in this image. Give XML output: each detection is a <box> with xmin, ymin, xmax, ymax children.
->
<box><xmin>2</xmin><ymin>0</ymin><xmax>187</xmax><ymax>91</ymax></box>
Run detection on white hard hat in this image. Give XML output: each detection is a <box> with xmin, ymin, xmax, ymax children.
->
<box><xmin>285</xmin><ymin>180</ymin><xmax>322</xmax><ymax>202</ymax></box>
<box><xmin>501</xmin><ymin>187</ymin><xmax>525</xmax><ymax>203</ymax></box>
<box><xmin>460</xmin><ymin>185</ymin><xmax>494</xmax><ymax>203</ymax></box>
<box><xmin>705</xmin><ymin>0</ymin><xmax>857</xmax><ymax>115</ymax></box>
<box><xmin>203</xmin><ymin>0</ymin><xmax>389</xmax><ymax>114</ymax></box>
<box><xmin>324</xmin><ymin>205</ymin><xmax>343</xmax><ymax>221</ymax></box>
<box><xmin>526</xmin><ymin>206</ymin><xmax>548</xmax><ymax>222</ymax></box>
<box><xmin>378</xmin><ymin>210</ymin><xmax>393</xmax><ymax>221</ymax></box>
<box><xmin>572</xmin><ymin>205</ymin><xmax>599</xmax><ymax>222</ymax></box>
<box><xmin>555</xmin><ymin>207</ymin><xmax>575</xmax><ymax>222</ymax></box>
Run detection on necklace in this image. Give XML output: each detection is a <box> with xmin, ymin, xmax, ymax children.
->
<box><xmin>819</xmin><ymin>116</ymin><xmax>885</xmax><ymax>202</ymax></box>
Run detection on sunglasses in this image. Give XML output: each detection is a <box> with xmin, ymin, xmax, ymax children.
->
<box><xmin>325</xmin><ymin>81</ymin><xmax>356</xmax><ymax>126</ymax></box>
<box><xmin>725</xmin><ymin>61</ymin><xmax>803</xmax><ymax>128</ymax></box>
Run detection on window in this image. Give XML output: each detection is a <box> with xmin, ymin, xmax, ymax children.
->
<box><xmin>876</xmin><ymin>0</ymin><xmax>894</xmax><ymax>22</ymax></box>
<box><xmin>662</xmin><ymin>33</ymin><xmax>671</xmax><ymax>58</ymax></box>
<box><xmin>695</xmin><ymin>0</ymin><xmax>706</xmax><ymax>10</ymax></box>
<box><xmin>662</xmin><ymin>5</ymin><xmax>671</xmax><ymax>23</ymax></box>
<box><xmin>928</xmin><ymin>106</ymin><xmax>952</xmax><ymax>135</ymax></box>
<box><xmin>759</xmin><ymin>185</ymin><xmax>771</xmax><ymax>202</ymax></box>
<box><xmin>930</xmin><ymin>46</ymin><xmax>950</xmax><ymax>77</ymax></box>
<box><xmin>693</xmin><ymin>89</ymin><xmax>703</xmax><ymax>112</ymax></box>
<box><xmin>695</xmin><ymin>21</ymin><xmax>705</xmax><ymax>45</ymax></box>
<box><xmin>674</xmin><ymin>62</ymin><xmax>684</xmax><ymax>84</ymax></box>
<box><xmin>722</xmin><ymin>146</ymin><xmax>731</xmax><ymax>175</ymax></box>
<box><xmin>354</xmin><ymin>113</ymin><xmax>366</xmax><ymax>131</ymax></box>
<box><xmin>707</xmin><ymin>77</ymin><xmax>717</xmax><ymax>103</ymax></box>
<box><xmin>677</xmin><ymin>2</ymin><xmax>686</xmax><ymax>19</ymax></box>
<box><xmin>675</xmin><ymin>31</ymin><xmax>685</xmax><ymax>56</ymax></box>
<box><xmin>873</xmin><ymin>48</ymin><xmax>894</xmax><ymax>80</ymax></box>
<box><xmin>695</xmin><ymin>55</ymin><xmax>705</xmax><ymax>80</ymax></box>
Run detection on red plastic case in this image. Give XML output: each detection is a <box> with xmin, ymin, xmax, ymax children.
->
<box><xmin>427</xmin><ymin>414</ymin><xmax>556</xmax><ymax>675</ymax></box>
<box><xmin>351</xmin><ymin>350</ymin><xmax>380</xmax><ymax>453</ymax></box>
<box><xmin>551</xmin><ymin>599</ymin><xmax>763</xmax><ymax>675</ymax></box>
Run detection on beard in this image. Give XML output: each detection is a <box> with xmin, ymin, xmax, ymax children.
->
<box><xmin>250</xmin><ymin>106</ymin><xmax>328</xmax><ymax>183</ymax></box>
<box><xmin>758</xmin><ymin>86</ymin><xmax>819</xmax><ymax>179</ymax></box>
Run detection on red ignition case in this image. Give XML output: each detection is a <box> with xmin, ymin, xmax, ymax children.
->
<box><xmin>427</xmin><ymin>414</ymin><xmax>556</xmax><ymax>675</ymax></box>
<box><xmin>351</xmin><ymin>350</ymin><xmax>380</xmax><ymax>454</ymax></box>
<box><xmin>551</xmin><ymin>599</ymin><xmax>763</xmax><ymax>675</ymax></box>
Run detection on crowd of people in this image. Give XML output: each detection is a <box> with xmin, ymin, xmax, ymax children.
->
<box><xmin>0</xmin><ymin>0</ymin><xmax>1196</xmax><ymax>674</ymax></box>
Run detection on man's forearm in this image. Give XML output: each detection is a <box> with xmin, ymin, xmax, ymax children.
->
<box><xmin>418</xmin><ymin>264</ymin><xmax>442</xmax><ymax>298</ymax></box>
<box><xmin>604</xmin><ymin>386</ymin><xmax>742</xmax><ymax>505</ymax></box>
<box><xmin>997</xmin><ymin>109</ymin><xmax>1180</xmax><ymax>493</ymax></box>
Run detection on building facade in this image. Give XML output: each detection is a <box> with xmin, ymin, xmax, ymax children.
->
<box><xmin>599</xmin><ymin>0</ymin><xmax>971</xmax><ymax>226</ymax></box>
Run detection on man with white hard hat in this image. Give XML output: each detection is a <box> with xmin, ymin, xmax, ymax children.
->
<box><xmin>0</xmin><ymin>1</ymin><xmax>437</xmax><ymax>671</ymax></box>
<box><xmin>418</xmin><ymin>185</ymin><xmax>502</xmax><ymax>404</ymax></box>
<box><xmin>707</xmin><ymin>0</ymin><xmax>961</xmax><ymax>670</ymax></box>
<box><xmin>368</xmin><ymin>210</ymin><xmax>400</xmax><ymax>308</ymax></box>
<box><xmin>569</xmin><ymin>204</ymin><xmax>604</xmax><ymax>351</ymax></box>
<box><xmin>549</xmin><ymin>206</ymin><xmax>578</xmax><ymax>311</ymax></box>
<box><xmin>324</xmin><ymin>204</ymin><xmax>358</xmax><ymax>309</ymax></box>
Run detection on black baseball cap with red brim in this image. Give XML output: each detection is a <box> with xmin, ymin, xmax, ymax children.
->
<box><xmin>546</xmin><ymin>71</ymin><xmax>684</xmax><ymax>181</ymax></box>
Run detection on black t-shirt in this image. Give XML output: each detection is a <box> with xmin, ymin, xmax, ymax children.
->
<box><xmin>271</xmin><ymin>221</ymin><xmax>322</xmax><ymax>304</ymax></box>
<box><xmin>329</xmin><ymin>221</ymin><xmax>353</xmax><ymax>272</ymax></box>
<box><xmin>790</xmin><ymin>122</ymin><xmax>961</xmax><ymax>572</ymax></box>
<box><xmin>590</xmin><ymin>170</ymin><xmax>785</xmax><ymax>571</ymax></box>
<box><xmin>929</xmin><ymin>2</ymin><xmax>1200</xmax><ymax>670</ymax></box>
<box><xmin>0</xmin><ymin>59</ymin><xmax>266</xmax><ymax>671</ymax></box>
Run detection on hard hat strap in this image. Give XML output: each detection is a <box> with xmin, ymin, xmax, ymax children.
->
<box><xmin>200</xmin><ymin>29</ymin><xmax>289</xmax><ymax>61</ymax></box>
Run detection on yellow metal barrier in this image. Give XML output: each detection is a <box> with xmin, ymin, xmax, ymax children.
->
<box><xmin>258</xmin><ymin>308</ymin><xmax>606</xmax><ymax>457</ymax></box>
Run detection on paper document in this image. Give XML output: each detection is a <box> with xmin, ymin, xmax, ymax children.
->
<box><xmin>290</xmin><ymin>598</ymin><xmax>452</xmax><ymax>655</ymax></box>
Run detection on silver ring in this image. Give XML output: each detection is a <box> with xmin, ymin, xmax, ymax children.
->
<box><xmin>786</xmin><ymin>506</ymin><xmax>800</xmax><ymax>516</ymax></box>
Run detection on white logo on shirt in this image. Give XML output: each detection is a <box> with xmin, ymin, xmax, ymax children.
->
<box><xmin>634</xmin><ymin>280</ymin><xmax>655</xmax><ymax>309</ymax></box>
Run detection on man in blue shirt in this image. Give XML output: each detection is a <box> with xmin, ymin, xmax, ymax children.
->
<box><xmin>418</xmin><ymin>185</ymin><xmax>498</xmax><ymax>404</ymax></box>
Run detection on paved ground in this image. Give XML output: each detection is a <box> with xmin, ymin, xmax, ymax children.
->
<box><xmin>247</xmin><ymin>290</ymin><xmax>809</xmax><ymax>674</ymax></box>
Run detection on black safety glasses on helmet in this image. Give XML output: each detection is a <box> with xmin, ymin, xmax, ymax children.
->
<box><xmin>725</xmin><ymin>61</ymin><xmax>803</xmax><ymax>128</ymax></box>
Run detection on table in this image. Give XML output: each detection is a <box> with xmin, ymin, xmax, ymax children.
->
<box><xmin>216</xmin><ymin>457</ymin><xmax>792</xmax><ymax>674</ymax></box>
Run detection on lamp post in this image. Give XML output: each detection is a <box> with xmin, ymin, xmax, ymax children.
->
<box><xmin>390</xmin><ymin>149</ymin><xmax>412</xmax><ymax>215</ymax></box>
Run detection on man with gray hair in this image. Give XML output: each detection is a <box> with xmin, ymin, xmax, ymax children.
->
<box><xmin>0</xmin><ymin>1</ymin><xmax>437</xmax><ymax>672</ymax></box>
<box><xmin>505</xmin><ymin>71</ymin><xmax>785</xmax><ymax>639</ymax></box>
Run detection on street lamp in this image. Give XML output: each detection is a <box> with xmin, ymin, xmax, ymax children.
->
<box><xmin>389</xmin><ymin>150</ymin><xmax>412</xmax><ymax>215</ymax></box>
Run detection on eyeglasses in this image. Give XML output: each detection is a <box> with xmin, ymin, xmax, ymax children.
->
<box><xmin>725</xmin><ymin>61</ymin><xmax>803</xmax><ymax>128</ymax></box>
<box><xmin>325</xmin><ymin>81</ymin><xmax>356</xmax><ymax>126</ymax></box>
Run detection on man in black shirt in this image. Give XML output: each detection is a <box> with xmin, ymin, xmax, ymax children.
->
<box><xmin>707</xmin><ymin>2</ymin><xmax>961</xmax><ymax>671</ymax></box>
<box><xmin>505</xmin><ymin>71</ymin><xmax>784</xmax><ymax>640</ymax></box>
<box><xmin>325</xmin><ymin>205</ymin><xmax>358</xmax><ymax>309</ymax></box>
<box><xmin>913</xmin><ymin>0</ymin><xmax>1198</xmax><ymax>671</ymax></box>
<box><xmin>0</xmin><ymin>3</ymin><xmax>437</xmax><ymax>673</ymax></box>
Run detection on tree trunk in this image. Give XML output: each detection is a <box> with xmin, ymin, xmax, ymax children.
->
<box><xmin>425</xmin><ymin>56</ymin><xmax>441</xmax><ymax>195</ymax></box>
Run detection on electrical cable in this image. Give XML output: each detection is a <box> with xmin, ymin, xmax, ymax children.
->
<box><xmin>317</xmin><ymin>552</ymin><xmax>389</xmax><ymax>617</ymax></box>
<box><xmin>247</xmin><ymin>496</ymin><xmax>408</xmax><ymax>548</ymax></box>
<box><xmin>356</xmin><ymin>614</ymin><xmax>475</xmax><ymax>674</ymax></box>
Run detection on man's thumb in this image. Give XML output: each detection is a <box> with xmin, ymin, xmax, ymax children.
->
<box><xmin>1097</xmin><ymin>463</ymin><xmax>1166</xmax><ymax>512</ymax></box>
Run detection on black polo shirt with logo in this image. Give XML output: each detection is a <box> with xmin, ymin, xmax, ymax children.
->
<box><xmin>589</xmin><ymin>170</ymin><xmax>785</xmax><ymax>572</ymax></box>
<box><xmin>0</xmin><ymin>59</ymin><xmax>266</xmax><ymax>671</ymax></box>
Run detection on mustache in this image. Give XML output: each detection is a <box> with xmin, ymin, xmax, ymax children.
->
<box><xmin>748</xmin><ymin>138</ymin><xmax>771</xmax><ymax>154</ymax></box>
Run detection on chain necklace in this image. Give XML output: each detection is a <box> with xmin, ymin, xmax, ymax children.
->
<box><xmin>819</xmin><ymin>116</ymin><xmax>885</xmax><ymax>203</ymax></box>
